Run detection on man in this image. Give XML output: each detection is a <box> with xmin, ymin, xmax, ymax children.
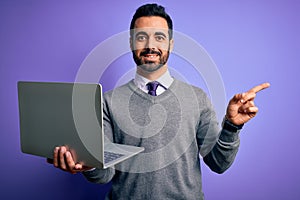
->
<box><xmin>49</xmin><ymin>4</ymin><xmax>270</xmax><ymax>199</ymax></box>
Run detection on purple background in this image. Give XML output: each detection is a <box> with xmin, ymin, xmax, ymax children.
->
<box><xmin>1</xmin><ymin>0</ymin><xmax>299</xmax><ymax>199</ymax></box>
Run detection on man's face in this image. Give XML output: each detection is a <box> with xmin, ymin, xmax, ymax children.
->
<box><xmin>130</xmin><ymin>16</ymin><xmax>173</xmax><ymax>73</ymax></box>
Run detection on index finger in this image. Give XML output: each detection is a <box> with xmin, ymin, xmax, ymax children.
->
<box><xmin>248</xmin><ymin>82</ymin><xmax>270</xmax><ymax>94</ymax></box>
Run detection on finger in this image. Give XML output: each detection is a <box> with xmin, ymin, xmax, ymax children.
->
<box><xmin>245</xmin><ymin>106</ymin><xmax>259</xmax><ymax>114</ymax></box>
<box><xmin>53</xmin><ymin>147</ymin><xmax>59</xmax><ymax>167</ymax></box>
<box><xmin>239</xmin><ymin>92</ymin><xmax>256</xmax><ymax>104</ymax></box>
<box><xmin>229</xmin><ymin>93</ymin><xmax>243</xmax><ymax>104</ymax></box>
<box><xmin>248</xmin><ymin>82</ymin><xmax>270</xmax><ymax>94</ymax></box>
<box><xmin>238</xmin><ymin>101</ymin><xmax>255</xmax><ymax>113</ymax></box>
<box><xmin>231</xmin><ymin>93</ymin><xmax>254</xmax><ymax>105</ymax></box>
<box><xmin>65</xmin><ymin>151</ymin><xmax>76</xmax><ymax>170</ymax></box>
<box><xmin>74</xmin><ymin>163</ymin><xmax>83</xmax><ymax>170</ymax></box>
<box><xmin>59</xmin><ymin>146</ymin><xmax>67</xmax><ymax>170</ymax></box>
<box><xmin>240</xmin><ymin>106</ymin><xmax>258</xmax><ymax>114</ymax></box>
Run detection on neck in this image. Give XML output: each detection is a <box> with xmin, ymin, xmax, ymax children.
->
<box><xmin>137</xmin><ymin>65</ymin><xmax>168</xmax><ymax>81</ymax></box>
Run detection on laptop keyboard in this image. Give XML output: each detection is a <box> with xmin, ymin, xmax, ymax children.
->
<box><xmin>104</xmin><ymin>151</ymin><xmax>125</xmax><ymax>163</ymax></box>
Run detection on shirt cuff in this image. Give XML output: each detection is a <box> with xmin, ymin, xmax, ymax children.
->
<box><xmin>222</xmin><ymin>117</ymin><xmax>244</xmax><ymax>133</ymax></box>
<box><xmin>84</xmin><ymin>167</ymin><xmax>96</xmax><ymax>172</ymax></box>
<box><xmin>219</xmin><ymin>117</ymin><xmax>243</xmax><ymax>142</ymax></box>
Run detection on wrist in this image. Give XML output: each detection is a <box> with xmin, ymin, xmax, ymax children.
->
<box><xmin>223</xmin><ymin>117</ymin><xmax>244</xmax><ymax>132</ymax></box>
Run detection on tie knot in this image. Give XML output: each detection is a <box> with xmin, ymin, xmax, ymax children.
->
<box><xmin>147</xmin><ymin>81</ymin><xmax>160</xmax><ymax>96</ymax></box>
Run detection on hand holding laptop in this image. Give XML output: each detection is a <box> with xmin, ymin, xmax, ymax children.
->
<box><xmin>47</xmin><ymin>146</ymin><xmax>94</xmax><ymax>174</ymax></box>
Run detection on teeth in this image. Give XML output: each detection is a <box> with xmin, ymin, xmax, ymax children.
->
<box><xmin>145</xmin><ymin>55</ymin><xmax>156</xmax><ymax>58</ymax></box>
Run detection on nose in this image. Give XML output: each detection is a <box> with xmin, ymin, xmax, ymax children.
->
<box><xmin>146</xmin><ymin>37</ymin><xmax>156</xmax><ymax>49</ymax></box>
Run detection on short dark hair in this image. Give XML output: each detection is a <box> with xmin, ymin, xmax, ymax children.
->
<box><xmin>130</xmin><ymin>3</ymin><xmax>173</xmax><ymax>40</ymax></box>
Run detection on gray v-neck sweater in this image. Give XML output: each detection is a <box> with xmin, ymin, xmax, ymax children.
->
<box><xmin>83</xmin><ymin>79</ymin><xmax>240</xmax><ymax>200</ymax></box>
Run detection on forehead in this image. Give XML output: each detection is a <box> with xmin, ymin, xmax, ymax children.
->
<box><xmin>133</xmin><ymin>16</ymin><xmax>169</xmax><ymax>33</ymax></box>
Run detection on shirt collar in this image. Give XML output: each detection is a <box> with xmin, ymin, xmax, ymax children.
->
<box><xmin>134</xmin><ymin>70</ymin><xmax>174</xmax><ymax>91</ymax></box>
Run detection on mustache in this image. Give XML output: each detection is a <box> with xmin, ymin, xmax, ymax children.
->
<box><xmin>140</xmin><ymin>49</ymin><xmax>161</xmax><ymax>56</ymax></box>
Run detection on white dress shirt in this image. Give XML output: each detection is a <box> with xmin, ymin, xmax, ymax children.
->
<box><xmin>133</xmin><ymin>70</ymin><xmax>174</xmax><ymax>95</ymax></box>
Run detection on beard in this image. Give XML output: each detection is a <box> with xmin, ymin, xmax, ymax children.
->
<box><xmin>132</xmin><ymin>48</ymin><xmax>170</xmax><ymax>73</ymax></box>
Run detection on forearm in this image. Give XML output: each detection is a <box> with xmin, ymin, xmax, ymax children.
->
<box><xmin>203</xmin><ymin>119</ymin><xmax>241</xmax><ymax>174</ymax></box>
<box><xmin>82</xmin><ymin>167</ymin><xmax>115</xmax><ymax>184</ymax></box>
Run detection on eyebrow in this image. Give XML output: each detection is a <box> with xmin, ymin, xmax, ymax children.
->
<box><xmin>155</xmin><ymin>32</ymin><xmax>167</xmax><ymax>38</ymax></box>
<box><xmin>135</xmin><ymin>31</ymin><xmax>148</xmax><ymax>37</ymax></box>
<box><xmin>135</xmin><ymin>31</ymin><xmax>167</xmax><ymax>38</ymax></box>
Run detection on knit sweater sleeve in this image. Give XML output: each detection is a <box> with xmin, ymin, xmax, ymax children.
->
<box><xmin>196</xmin><ymin>91</ymin><xmax>240</xmax><ymax>174</ymax></box>
<box><xmin>203</xmin><ymin>127</ymin><xmax>240</xmax><ymax>174</ymax></box>
<box><xmin>82</xmin><ymin>167</ymin><xmax>115</xmax><ymax>184</ymax></box>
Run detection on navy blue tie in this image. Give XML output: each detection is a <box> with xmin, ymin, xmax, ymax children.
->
<box><xmin>147</xmin><ymin>81</ymin><xmax>160</xmax><ymax>96</ymax></box>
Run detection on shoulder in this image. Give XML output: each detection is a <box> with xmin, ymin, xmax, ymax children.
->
<box><xmin>103</xmin><ymin>80</ymin><xmax>135</xmax><ymax>99</ymax></box>
<box><xmin>102</xmin><ymin>80</ymin><xmax>144</xmax><ymax>109</ymax></box>
<box><xmin>172</xmin><ymin>79</ymin><xmax>209</xmax><ymax>100</ymax></box>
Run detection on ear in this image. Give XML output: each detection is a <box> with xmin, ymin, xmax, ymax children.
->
<box><xmin>169</xmin><ymin>38</ymin><xmax>174</xmax><ymax>52</ymax></box>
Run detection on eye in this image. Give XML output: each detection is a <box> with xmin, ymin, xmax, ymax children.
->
<box><xmin>155</xmin><ymin>35</ymin><xmax>165</xmax><ymax>41</ymax></box>
<box><xmin>136</xmin><ymin>35</ymin><xmax>147</xmax><ymax>41</ymax></box>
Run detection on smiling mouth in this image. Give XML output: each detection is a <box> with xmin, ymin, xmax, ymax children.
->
<box><xmin>141</xmin><ymin>50</ymin><xmax>161</xmax><ymax>61</ymax></box>
<box><xmin>142</xmin><ymin>54</ymin><xmax>159</xmax><ymax>62</ymax></box>
<box><xmin>144</xmin><ymin>54</ymin><xmax>158</xmax><ymax>58</ymax></box>
<box><xmin>141</xmin><ymin>49</ymin><xmax>161</xmax><ymax>56</ymax></box>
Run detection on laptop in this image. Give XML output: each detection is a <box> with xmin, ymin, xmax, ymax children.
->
<box><xmin>17</xmin><ymin>81</ymin><xmax>144</xmax><ymax>169</ymax></box>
